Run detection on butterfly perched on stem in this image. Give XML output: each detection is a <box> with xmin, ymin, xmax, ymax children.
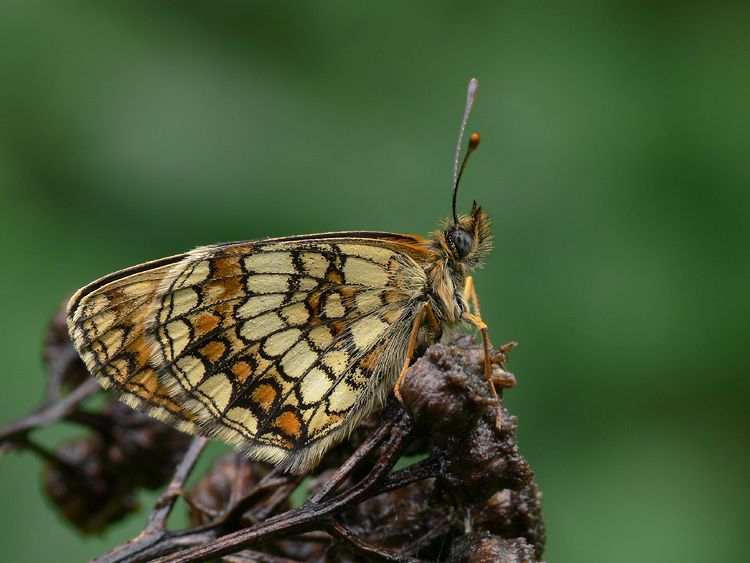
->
<box><xmin>67</xmin><ymin>79</ymin><xmax>498</xmax><ymax>472</ymax></box>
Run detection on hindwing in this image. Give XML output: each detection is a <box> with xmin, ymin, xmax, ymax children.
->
<box><xmin>67</xmin><ymin>233</ymin><xmax>431</xmax><ymax>471</ymax></box>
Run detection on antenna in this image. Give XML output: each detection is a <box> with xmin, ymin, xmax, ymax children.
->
<box><xmin>452</xmin><ymin>78</ymin><xmax>480</xmax><ymax>224</ymax></box>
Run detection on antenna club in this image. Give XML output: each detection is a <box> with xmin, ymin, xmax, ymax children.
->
<box><xmin>469</xmin><ymin>132</ymin><xmax>481</xmax><ymax>149</ymax></box>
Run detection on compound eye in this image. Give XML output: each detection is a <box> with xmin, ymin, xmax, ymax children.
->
<box><xmin>451</xmin><ymin>229</ymin><xmax>473</xmax><ymax>258</ymax></box>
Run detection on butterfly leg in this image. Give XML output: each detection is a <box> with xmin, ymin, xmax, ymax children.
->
<box><xmin>463</xmin><ymin>275</ymin><xmax>484</xmax><ymax>322</ymax></box>
<box><xmin>394</xmin><ymin>301</ymin><xmax>441</xmax><ymax>403</ymax></box>
<box><xmin>461</xmin><ymin>311</ymin><xmax>497</xmax><ymax>390</ymax></box>
<box><xmin>462</xmin><ymin>279</ymin><xmax>502</xmax><ymax>429</ymax></box>
<box><xmin>463</xmin><ymin>276</ymin><xmax>494</xmax><ymax>358</ymax></box>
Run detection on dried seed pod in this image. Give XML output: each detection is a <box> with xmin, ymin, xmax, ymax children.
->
<box><xmin>449</xmin><ymin>532</ymin><xmax>541</xmax><ymax>563</ymax></box>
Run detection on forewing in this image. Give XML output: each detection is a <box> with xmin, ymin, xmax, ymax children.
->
<box><xmin>67</xmin><ymin>233</ymin><xmax>430</xmax><ymax>471</ymax></box>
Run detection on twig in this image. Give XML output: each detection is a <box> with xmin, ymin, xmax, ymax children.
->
<box><xmin>311</xmin><ymin>402</ymin><xmax>402</xmax><ymax>503</ymax></box>
<box><xmin>146</xmin><ymin>436</ymin><xmax>208</xmax><ymax>531</ymax></box>
<box><xmin>0</xmin><ymin>378</ymin><xmax>100</xmax><ymax>451</ymax></box>
<box><xmin>323</xmin><ymin>518</ymin><xmax>423</xmax><ymax>563</ymax></box>
<box><xmin>148</xmin><ymin>412</ymin><xmax>413</xmax><ymax>563</ymax></box>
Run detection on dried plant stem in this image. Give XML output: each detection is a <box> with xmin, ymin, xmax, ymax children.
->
<box><xmin>0</xmin><ymin>378</ymin><xmax>100</xmax><ymax>452</ymax></box>
<box><xmin>151</xmin><ymin>412</ymin><xmax>413</xmax><ymax>563</ymax></box>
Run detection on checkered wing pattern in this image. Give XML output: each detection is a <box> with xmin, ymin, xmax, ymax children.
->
<box><xmin>67</xmin><ymin>233</ymin><xmax>432</xmax><ymax>471</ymax></box>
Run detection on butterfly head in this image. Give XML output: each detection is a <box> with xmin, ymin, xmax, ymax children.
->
<box><xmin>438</xmin><ymin>201</ymin><xmax>493</xmax><ymax>270</ymax></box>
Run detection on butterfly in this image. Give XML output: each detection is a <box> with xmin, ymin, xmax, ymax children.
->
<box><xmin>67</xmin><ymin>79</ymin><xmax>497</xmax><ymax>473</ymax></box>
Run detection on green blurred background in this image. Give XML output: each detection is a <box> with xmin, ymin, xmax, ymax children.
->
<box><xmin>1</xmin><ymin>2</ymin><xmax>748</xmax><ymax>561</ymax></box>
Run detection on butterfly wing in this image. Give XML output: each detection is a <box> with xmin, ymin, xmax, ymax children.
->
<box><xmin>67</xmin><ymin>233</ymin><xmax>431</xmax><ymax>471</ymax></box>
